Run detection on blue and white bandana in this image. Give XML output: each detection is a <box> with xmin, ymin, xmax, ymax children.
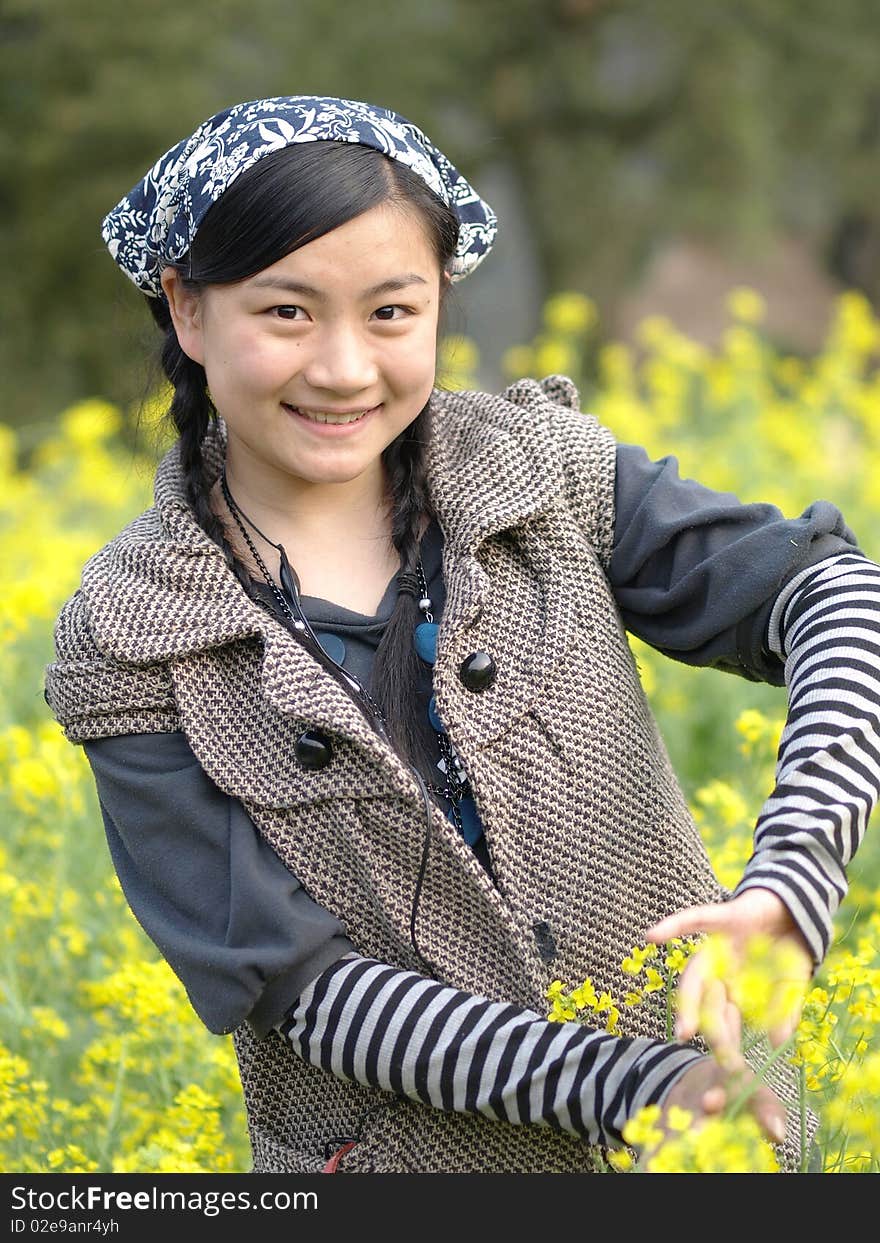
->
<box><xmin>102</xmin><ymin>96</ymin><xmax>497</xmax><ymax>297</ymax></box>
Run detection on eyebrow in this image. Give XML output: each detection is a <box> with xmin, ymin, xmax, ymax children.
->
<box><xmin>249</xmin><ymin>273</ymin><xmax>430</xmax><ymax>300</ymax></box>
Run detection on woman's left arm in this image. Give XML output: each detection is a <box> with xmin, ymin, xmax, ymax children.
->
<box><xmin>733</xmin><ymin>552</ymin><xmax>880</xmax><ymax>961</ymax></box>
<box><xmin>648</xmin><ymin>552</ymin><xmax>880</xmax><ymax>1052</ymax></box>
<box><xmin>604</xmin><ymin>443</ymin><xmax>878</xmax><ymax>1056</ymax></box>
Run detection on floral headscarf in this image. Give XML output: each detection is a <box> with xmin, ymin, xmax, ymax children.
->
<box><xmin>102</xmin><ymin>95</ymin><xmax>497</xmax><ymax>297</ymax></box>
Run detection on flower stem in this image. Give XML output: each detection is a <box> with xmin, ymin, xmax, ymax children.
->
<box><xmin>664</xmin><ymin>973</ymin><xmax>674</xmax><ymax>1042</ymax></box>
<box><xmin>726</xmin><ymin>1034</ymin><xmax>797</xmax><ymax>1120</ymax></box>
<box><xmin>798</xmin><ymin>1062</ymin><xmax>809</xmax><ymax>1172</ymax></box>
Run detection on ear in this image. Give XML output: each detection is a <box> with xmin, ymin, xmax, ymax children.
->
<box><xmin>160</xmin><ymin>266</ymin><xmax>206</xmax><ymax>365</ymax></box>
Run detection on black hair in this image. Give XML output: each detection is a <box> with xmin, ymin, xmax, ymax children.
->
<box><xmin>147</xmin><ymin>141</ymin><xmax>460</xmax><ymax>775</ymax></box>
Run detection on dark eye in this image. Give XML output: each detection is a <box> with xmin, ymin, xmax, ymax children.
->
<box><xmin>274</xmin><ymin>305</ymin><xmax>305</xmax><ymax>320</ymax></box>
<box><xmin>373</xmin><ymin>305</ymin><xmax>405</xmax><ymax>321</ymax></box>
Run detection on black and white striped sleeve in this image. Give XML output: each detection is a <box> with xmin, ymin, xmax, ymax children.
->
<box><xmin>734</xmin><ymin>552</ymin><xmax>880</xmax><ymax>963</ymax></box>
<box><xmin>278</xmin><ymin>954</ymin><xmax>705</xmax><ymax>1147</ymax></box>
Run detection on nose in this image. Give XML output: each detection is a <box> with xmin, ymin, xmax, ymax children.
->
<box><xmin>300</xmin><ymin>321</ymin><xmax>379</xmax><ymax>396</ymax></box>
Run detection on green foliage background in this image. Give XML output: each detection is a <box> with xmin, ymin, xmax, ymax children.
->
<box><xmin>3</xmin><ymin>0</ymin><xmax>880</xmax><ymax>428</ymax></box>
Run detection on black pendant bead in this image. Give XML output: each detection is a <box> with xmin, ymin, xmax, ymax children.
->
<box><xmin>294</xmin><ymin>729</ymin><xmax>333</xmax><ymax>770</ymax></box>
<box><xmin>459</xmin><ymin>651</ymin><xmax>496</xmax><ymax>692</ymax></box>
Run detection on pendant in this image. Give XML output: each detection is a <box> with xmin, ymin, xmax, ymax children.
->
<box><xmin>449</xmin><ymin>795</ymin><xmax>483</xmax><ymax>846</ymax></box>
<box><xmin>315</xmin><ymin>632</ymin><xmax>346</xmax><ymax>665</ymax></box>
<box><xmin>414</xmin><ymin>621</ymin><xmax>439</xmax><ymax>663</ymax></box>
<box><xmin>279</xmin><ymin>544</ymin><xmax>301</xmax><ymax>606</ymax></box>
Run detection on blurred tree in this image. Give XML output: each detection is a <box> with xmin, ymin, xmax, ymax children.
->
<box><xmin>2</xmin><ymin>0</ymin><xmax>879</xmax><ymax>426</ymax></box>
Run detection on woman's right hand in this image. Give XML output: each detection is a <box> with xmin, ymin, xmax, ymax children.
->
<box><xmin>656</xmin><ymin>1056</ymin><xmax>787</xmax><ymax>1147</ymax></box>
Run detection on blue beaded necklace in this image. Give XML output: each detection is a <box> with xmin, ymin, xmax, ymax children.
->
<box><xmin>409</xmin><ymin>561</ymin><xmax>483</xmax><ymax>847</ymax></box>
<box><xmin>220</xmin><ymin>471</ymin><xmax>481</xmax><ymax>848</ymax></box>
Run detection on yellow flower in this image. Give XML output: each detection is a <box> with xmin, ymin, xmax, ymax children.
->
<box><xmin>643</xmin><ymin>967</ymin><xmax>666</xmax><ymax>994</ymax></box>
<box><xmin>693</xmin><ymin>779</ymin><xmax>749</xmax><ymax>829</ymax></box>
<box><xmin>604</xmin><ymin>1005</ymin><xmax>621</xmax><ymax>1034</ymax></box>
<box><xmin>437</xmin><ymin>334</ymin><xmax>480</xmax><ymax>390</ymax></box>
<box><xmin>534</xmin><ymin>339</ymin><xmax>578</xmax><ymax>378</ymax></box>
<box><xmin>438</xmin><ymin>334</ymin><xmax>479</xmax><ymax>376</ymax></box>
<box><xmin>735</xmin><ymin>707</ymin><xmax>768</xmax><ymax>745</ymax></box>
<box><xmin>571</xmin><ymin>980</ymin><xmax>598</xmax><ymax>1010</ymax></box>
<box><xmin>622</xmin><ymin>1104</ymin><xmax>664</xmax><ymax>1151</ymax></box>
<box><xmin>23</xmin><ymin>1007</ymin><xmax>70</xmax><ymax>1042</ymax></box>
<box><xmin>726</xmin><ymin>286</ymin><xmax>767</xmax><ymax>325</ymax></box>
<box><xmin>47</xmin><ymin>1146</ymin><xmax>98</xmax><ymax>1173</ymax></box>
<box><xmin>665</xmin><ymin>1105</ymin><xmax>693</xmax><ymax>1133</ymax></box>
<box><xmin>542</xmin><ymin>291</ymin><xmax>597</xmax><ymax>336</ymax></box>
<box><xmin>664</xmin><ymin>946</ymin><xmax>690</xmax><ymax>976</ymax></box>
<box><xmin>829</xmin><ymin>290</ymin><xmax>880</xmax><ymax>357</ymax></box>
<box><xmin>645</xmin><ymin>1114</ymin><xmax>780</xmax><ymax>1173</ymax></box>
<box><xmin>60</xmin><ymin>399</ymin><xmax>122</xmax><ymax>448</ymax></box>
<box><xmin>692</xmin><ymin>932</ymin><xmax>810</xmax><ymax>1038</ymax></box>
<box><xmin>621</xmin><ymin>942</ymin><xmax>658</xmax><ymax>976</ymax></box>
<box><xmin>59</xmin><ymin>923</ymin><xmax>89</xmax><ymax>958</ymax></box>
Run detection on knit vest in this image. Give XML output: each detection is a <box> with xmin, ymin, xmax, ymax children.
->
<box><xmin>45</xmin><ymin>376</ymin><xmax>806</xmax><ymax>1172</ymax></box>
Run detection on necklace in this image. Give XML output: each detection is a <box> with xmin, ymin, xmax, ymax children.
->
<box><xmin>413</xmin><ymin>558</ymin><xmax>468</xmax><ymax>839</ymax></box>
<box><xmin>219</xmin><ymin>469</ymin><xmax>388</xmax><ymax>728</ymax></box>
<box><xmin>412</xmin><ymin>557</ymin><xmax>482</xmax><ymax>847</ymax></box>
<box><xmin>219</xmin><ymin>468</ymin><xmax>478</xmax><ymax>846</ymax></box>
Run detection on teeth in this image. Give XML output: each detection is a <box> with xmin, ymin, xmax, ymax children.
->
<box><xmin>294</xmin><ymin>408</ymin><xmax>369</xmax><ymax>425</ymax></box>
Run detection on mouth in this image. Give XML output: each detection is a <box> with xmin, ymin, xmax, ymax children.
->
<box><xmin>282</xmin><ymin>403</ymin><xmax>380</xmax><ymax>427</ymax></box>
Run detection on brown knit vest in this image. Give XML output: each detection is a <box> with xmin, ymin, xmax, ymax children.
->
<box><xmin>45</xmin><ymin>376</ymin><xmax>810</xmax><ymax>1172</ymax></box>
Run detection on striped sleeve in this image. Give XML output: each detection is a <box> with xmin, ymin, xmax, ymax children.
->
<box><xmin>734</xmin><ymin>552</ymin><xmax>880</xmax><ymax>962</ymax></box>
<box><xmin>279</xmin><ymin>954</ymin><xmax>705</xmax><ymax>1147</ymax></box>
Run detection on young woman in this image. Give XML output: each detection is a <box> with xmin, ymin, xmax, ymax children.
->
<box><xmin>45</xmin><ymin>96</ymin><xmax>878</xmax><ymax>1174</ymax></box>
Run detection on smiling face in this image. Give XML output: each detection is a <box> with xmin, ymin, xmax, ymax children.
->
<box><xmin>162</xmin><ymin>199</ymin><xmax>445</xmax><ymax>505</ymax></box>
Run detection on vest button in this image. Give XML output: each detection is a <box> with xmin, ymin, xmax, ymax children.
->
<box><xmin>459</xmin><ymin>651</ymin><xmax>497</xmax><ymax>691</ymax></box>
<box><xmin>295</xmin><ymin>729</ymin><xmax>333</xmax><ymax>770</ymax></box>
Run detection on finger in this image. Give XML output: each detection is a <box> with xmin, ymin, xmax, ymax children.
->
<box><xmin>709</xmin><ymin>998</ymin><xmax>745</xmax><ymax>1071</ymax></box>
<box><xmin>726</xmin><ymin>998</ymin><xmax>743</xmax><ymax>1051</ymax></box>
<box><xmin>750</xmin><ymin>1085</ymin><xmax>787</xmax><ymax>1145</ymax></box>
<box><xmin>699</xmin><ymin>978</ymin><xmax>741</xmax><ymax>1068</ymax></box>
<box><xmin>768</xmin><ymin>1006</ymin><xmax>801</xmax><ymax>1050</ymax></box>
<box><xmin>701</xmin><ymin>1084</ymin><xmax>727</xmax><ymax>1115</ymax></box>
<box><xmin>646</xmin><ymin>904</ymin><xmax>728</xmax><ymax>943</ymax></box>
<box><xmin>768</xmin><ymin>959</ymin><xmax>811</xmax><ymax>1047</ymax></box>
<box><xmin>673</xmin><ymin>954</ymin><xmax>710</xmax><ymax>1041</ymax></box>
<box><xmin>767</xmin><ymin>1009</ymin><xmax>793</xmax><ymax>1048</ymax></box>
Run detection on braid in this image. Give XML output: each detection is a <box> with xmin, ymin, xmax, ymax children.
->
<box><xmin>149</xmin><ymin>296</ymin><xmax>251</xmax><ymax>593</ymax></box>
<box><xmin>371</xmin><ymin>400</ymin><xmax>438</xmax><ymax>775</ymax></box>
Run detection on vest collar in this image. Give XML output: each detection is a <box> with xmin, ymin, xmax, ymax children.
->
<box><xmin>153</xmin><ymin>383</ymin><xmax>562</xmax><ymax>555</ymax></box>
